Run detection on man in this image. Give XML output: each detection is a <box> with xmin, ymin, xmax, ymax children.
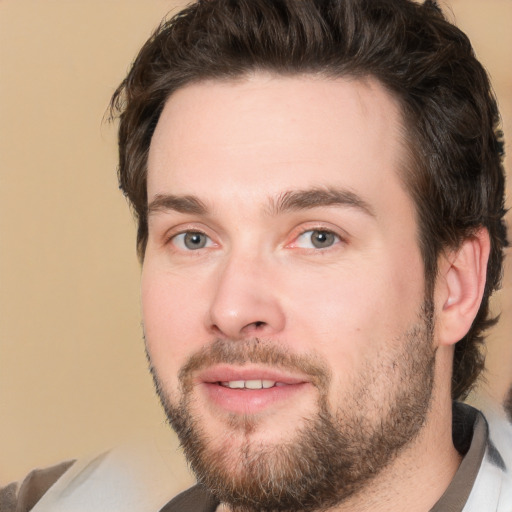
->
<box><xmin>2</xmin><ymin>0</ymin><xmax>511</xmax><ymax>511</ymax></box>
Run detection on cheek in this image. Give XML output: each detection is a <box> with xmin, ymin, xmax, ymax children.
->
<box><xmin>141</xmin><ymin>266</ymin><xmax>208</xmax><ymax>385</ymax></box>
<box><xmin>278</xmin><ymin>265</ymin><xmax>379</xmax><ymax>379</ymax></box>
<box><xmin>281</xmin><ymin>260</ymin><xmax>385</xmax><ymax>332</ymax></box>
<box><xmin>280</xmin><ymin>252</ymin><xmax>424</xmax><ymax>361</ymax></box>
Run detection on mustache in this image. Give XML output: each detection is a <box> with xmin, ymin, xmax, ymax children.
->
<box><xmin>177</xmin><ymin>338</ymin><xmax>331</xmax><ymax>391</ymax></box>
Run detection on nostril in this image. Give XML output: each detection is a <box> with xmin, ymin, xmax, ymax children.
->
<box><xmin>241</xmin><ymin>320</ymin><xmax>267</xmax><ymax>334</ymax></box>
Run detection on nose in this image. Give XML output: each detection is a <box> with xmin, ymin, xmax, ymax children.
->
<box><xmin>206</xmin><ymin>253</ymin><xmax>286</xmax><ymax>340</ymax></box>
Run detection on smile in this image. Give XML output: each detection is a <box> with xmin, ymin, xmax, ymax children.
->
<box><xmin>219</xmin><ymin>380</ymin><xmax>287</xmax><ymax>389</ymax></box>
<box><xmin>196</xmin><ymin>366</ymin><xmax>312</xmax><ymax>415</ymax></box>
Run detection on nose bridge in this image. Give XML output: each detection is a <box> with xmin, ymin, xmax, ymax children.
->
<box><xmin>207</xmin><ymin>245</ymin><xmax>285</xmax><ymax>339</ymax></box>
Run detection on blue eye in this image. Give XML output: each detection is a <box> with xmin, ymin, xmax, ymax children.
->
<box><xmin>172</xmin><ymin>231</ymin><xmax>213</xmax><ymax>250</ymax></box>
<box><xmin>295</xmin><ymin>230</ymin><xmax>339</xmax><ymax>249</ymax></box>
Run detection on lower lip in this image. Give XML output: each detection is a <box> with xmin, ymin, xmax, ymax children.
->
<box><xmin>201</xmin><ymin>382</ymin><xmax>309</xmax><ymax>414</ymax></box>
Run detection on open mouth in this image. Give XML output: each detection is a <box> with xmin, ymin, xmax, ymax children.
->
<box><xmin>197</xmin><ymin>367</ymin><xmax>312</xmax><ymax>415</ymax></box>
<box><xmin>218</xmin><ymin>380</ymin><xmax>288</xmax><ymax>389</ymax></box>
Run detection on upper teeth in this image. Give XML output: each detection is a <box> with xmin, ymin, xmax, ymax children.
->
<box><xmin>221</xmin><ymin>380</ymin><xmax>276</xmax><ymax>389</ymax></box>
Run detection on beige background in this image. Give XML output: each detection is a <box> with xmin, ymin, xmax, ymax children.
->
<box><xmin>1</xmin><ymin>0</ymin><xmax>511</xmax><ymax>485</ymax></box>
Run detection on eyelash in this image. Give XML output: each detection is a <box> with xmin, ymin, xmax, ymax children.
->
<box><xmin>164</xmin><ymin>225</ymin><xmax>345</xmax><ymax>253</ymax></box>
<box><xmin>166</xmin><ymin>229</ymin><xmax>214</xmax><ymax>251</ymax></box>
<box><xmin>288</xmin><ymin>227</ymin><xmax>344</xmax><ymax>251</ymax></box>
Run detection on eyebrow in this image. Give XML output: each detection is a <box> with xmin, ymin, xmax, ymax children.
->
<box><xmin>268</xmin><ymin>187</ymin><xmax>376</xmax><ymax>217</ymax></box>
<box><xmin>148</xmin><ymin>194</ymin><xmax>208</xmax><ymax>216</ymax></box>
<box><xmin>147</xmin><ymin>187</ymin><xmax>375</xmax><ymax>218</ymax></box>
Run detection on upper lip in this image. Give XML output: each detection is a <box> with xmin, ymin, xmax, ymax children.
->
<box><xmin>197</xmin><ymin>364</ymin><xmax>309</xmax><ymax>385</ymax></box>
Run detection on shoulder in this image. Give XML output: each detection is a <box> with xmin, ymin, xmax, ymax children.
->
<box><xmin>479</xmin><ymin>402</ymin><xmax>512</xmax><ymax>468</ymax></box>
<box><xmin>0</xmin><ymin>460</ymin><xmax>75</xmax><ymax>512</ymax></box>
<box><xmin>0</xmin><ymin>444</ymin><xmax>194</xmax><ymax>512</ymax></box>
<box><xmin>467</xmin><ymin>404</ymin><xmax>512</xmax><ymax>511</ymax></box>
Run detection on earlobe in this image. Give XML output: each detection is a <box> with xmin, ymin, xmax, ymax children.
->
<box><xmin>436</xmin><ymin>228</ymin><xmax>490</xmax><ymax>347</ymax></box>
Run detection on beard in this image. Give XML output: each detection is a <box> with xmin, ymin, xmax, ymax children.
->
<box><xmin>147</xmin><ymin>302</ymin><xmax>436</xmax><ymax>512</ymax></box>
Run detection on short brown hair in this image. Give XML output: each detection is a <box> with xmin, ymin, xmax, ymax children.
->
<box><xmin>110</xmin><ymin>0</ymin><xmax>507</xmax><ymax>400</ymax></box>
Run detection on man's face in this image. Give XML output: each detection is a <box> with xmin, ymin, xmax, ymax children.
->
<box><xmin>143</xmin><ymin>74</ymin><xmax>436</xmax><ymax>510</ymax></box>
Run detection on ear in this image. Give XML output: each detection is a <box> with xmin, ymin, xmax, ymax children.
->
<box><xmin>435</xmin><ymin>228</ymin><xmax>490</xmax><ymax>347</ymax></box>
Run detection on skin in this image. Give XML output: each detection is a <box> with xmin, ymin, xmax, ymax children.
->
<box><xmin>142</xmin><ymin>73</ymin><xmax>478</xmax><ymax>511</ymax></box>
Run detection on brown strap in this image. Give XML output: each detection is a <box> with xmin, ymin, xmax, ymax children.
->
<box><xmin>158</xmin><ymin>484</ymin><xmax>219</xmax><ymax>512</ymax></box>
<box><xmin>429</xmin><ymin>407</ymin><xmax>488</xmax><ymax>512</ymax></box>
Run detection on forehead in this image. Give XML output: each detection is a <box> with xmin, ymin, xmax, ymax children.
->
<box><xmin>147</xmin><ymin>73</ymin><xmax>410</xmax><ymax>216</ymax></box>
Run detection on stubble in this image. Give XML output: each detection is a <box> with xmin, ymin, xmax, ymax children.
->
<box><xmin>147</xmin><ymin>304</ymin><xmax>436</xmax><ymax>512</ymax></box>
